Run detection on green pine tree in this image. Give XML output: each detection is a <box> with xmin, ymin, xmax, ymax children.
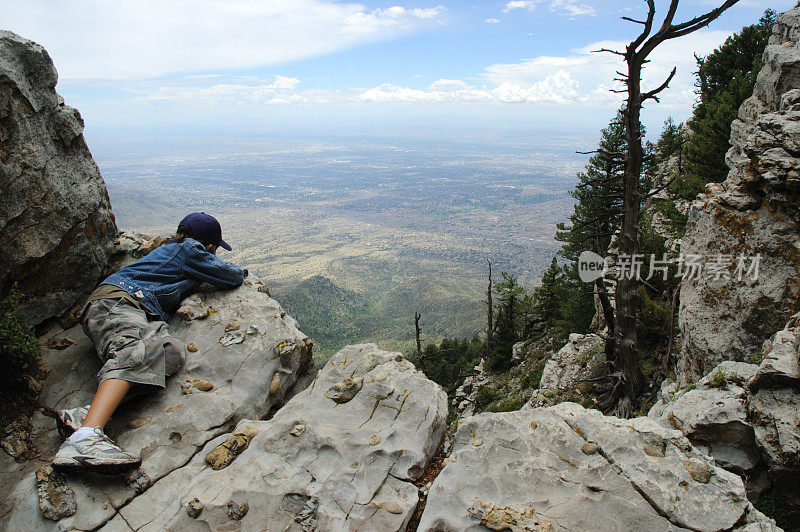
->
<box><xmin>679</xmin><ymin>9</ymin><xmax>775</xmax><ymax>197</ymax></box>
<box><xmin>556</xmin><ymin>109</ymin><xmax>627</xmax><ymax>260</ymax></box>
<box><xmin>489</xmin><ymin>272</ymin><xmax>525</xmax><ymax>371</ymax></box>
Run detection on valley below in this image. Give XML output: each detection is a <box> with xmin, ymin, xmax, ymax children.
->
<box><xmin>98</xmin><ymin>130</ymin><xmax>589</xmax><ymax>361</ymax></box>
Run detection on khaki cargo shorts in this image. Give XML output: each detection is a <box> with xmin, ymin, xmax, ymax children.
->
<box><xmin>82</xmin><ymin>298</ymin><xmax>185</xmax><ymax>393</ymax></box>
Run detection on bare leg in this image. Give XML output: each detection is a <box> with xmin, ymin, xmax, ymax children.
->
<box><xmin>82</xmin><ymin>378</ymin><xmax>132</xmax><ymax>429</ymax></box>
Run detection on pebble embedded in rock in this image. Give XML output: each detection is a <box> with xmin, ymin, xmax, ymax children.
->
<box><xmin>127</xmin><ymin>417</ymin><xmax>151</xmax><ymax>429</ymax></box>
<box><xmin>186</xmin><ymin>343</ymin><xmax>198</xmax><ymax>353</ymax></box>
<box><xmin>187</xmin><ymin>498</ymin><xmax>203</xmax><ymax>518</ymax></box>
<box><xmin>269</xmin><ymin>373</ymin><xmax>282</xmax><ymax>395</ymax></box>
<box><xmin>227</xmin><ymin>500</ymin><xmax>249</xmax><ymax>520</ymax></box>
<box><xmin>220</xmin><ymin>330</ymin><xmax>245</xmax><ymax>346</ymax></box>
<box><xmin>383</xmin><ymin>501</ymin><xmax>402</xmax><ymax>514</ymax></box>
<box><xmin>125</xmin><ymin>468</ymin><xmax>152</xmax><ymax>493</ymax></box>
<box><xmin>187</xmin><ymin>378</ymin><xmax>214</xmax><ymax>392</ymax></box>
<box><xmin>176</xmin><ymin>297</ymin><xmax>211</xmax><ymax>321</ymax></box>
<box><xmin>36</xmin><ymin>465</ymin><xmax>77</xmax><ymax>521</ymax></box>
<box><xmin>166</xmin><ymin>404</ymin><xmax>183</xmax><ymax>413</ymax></box>
<box><xmin>225</xmin><ymin>321</ymin><xmax>240</xmax><ymax>332</ymax></box>
<box><xmin>684</xmin><ymin>458</ymin><xmax>712</xmax><ymax>484</ymax></box>
<box><xmin>44</xmin><ymin>337</ymin><xmax>75</xmax><ymax>350</ymax></box>
<box><xmin>324</xmin><ymin>377</ymin><xmax>364</xmax><ymax>404</ymax></box>
<box><xmin>581</xmin><ymin>442</ymin><xmax>599</xmax><ymax>455</ymax></box>
<box><xmin>530</xmin><ymin>421</ymin><xmax>538</xmax><ymax>430</ymax></box>
<box><xmin>643</xmin><ymin>443</ymin><xmax>665</xmax><ymax>458</ymax></box>
<box><xmin>369</xmin><ymin>434</ymin><xmax>381</xmax><ymax>446</ymax></box>
<box><xmin>290</xmin><ymin>424</ymin><xmax>306</xmax><ymax>437</ymax></box>
<box><xmin>473</xmin><ymin>438</ymin><xmax>484</xmax><ymax>447</ymax></box>
<box><xmin>206</xmin><ymin>427</ymin><xmax>258</xmax><ymax>470</ymax></box>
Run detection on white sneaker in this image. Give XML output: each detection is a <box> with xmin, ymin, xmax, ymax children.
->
<box><xmin>52</xmin><ymin>428</ymin><xmax>141</xmax><ymax>475</ymax></box>
<box><xmin>56</xmin><ymin>405</ymin><xmax>89</xmax><ymax>437</ymax></box>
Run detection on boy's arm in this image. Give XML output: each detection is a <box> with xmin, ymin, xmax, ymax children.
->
<box><xmin>183</xmin><ymin>241</ymin><xmax>246</xmax><ymax>288</ymax></box>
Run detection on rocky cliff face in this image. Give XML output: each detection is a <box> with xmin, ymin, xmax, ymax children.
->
<box><xmin>0</xmin><ymin>31</ymin><xmax>117</xmax><ymax>326</ymax></box>
<box><xmin>1</xmin><ymin>270</ymin><xmax>314</xmax><ymax>530</ymax></box>
<box><xmin>651</xmin><ymin>314</ymin><xmax>800</xmax><ymax>528</ymax></box>
<box><xmin>678</xmin><ymin>8</ymin><xmax>800</xmax><ymax>383</ymax></box>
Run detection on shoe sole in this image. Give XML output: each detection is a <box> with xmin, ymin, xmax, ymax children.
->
<box><xmin>52</xmin><ymin>458</ymin><xmax>142</xmax><ymax>475</ymax></box>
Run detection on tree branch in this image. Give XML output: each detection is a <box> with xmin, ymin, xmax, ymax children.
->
<box><xmin>628</xmin><ymin>0</ymin><xmax>656</xmax><ymax>52</ymax></box>
<box><xmin>642</xmin><ymin>67</ymin><xmax>677</xmax><ymax>102</ymax></box>
<box><xmin>593</xmin><ymin>47</ymin><xmax>625</xmax><ymax>56</ymax></box>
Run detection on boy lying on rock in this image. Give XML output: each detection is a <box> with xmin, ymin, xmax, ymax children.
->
<box><xmin>52</xmin><ymin>213</ymin><xmax>247</xmax><ymax>474</ymax></box>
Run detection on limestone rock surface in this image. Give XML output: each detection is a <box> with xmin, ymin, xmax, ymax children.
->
<box><xmin>419</xmin><ymin>402</ymin><xmax>763</xmax><ymax>532</ymax></box>
<box><xmin>656</xmin><ymin>361</ymin><xmax>761</xmax><ymax>473</ymax></box>
<box><xmin>746</xmin><ymin>319</ymin><xmax>800</xmax><ymax>524</ymax></box>
<box><xmin>749</xmin><ymin>314</ymin><xmax>800</xmax><ymax>393</ymax></box>
<box><xmin>538</xmin><ymin>333</ymin><xmax>604</xmax><ymax>393</ymax></box>
<box><xmin>0</xmin><ymin>276</ymin><xmax>312</xmax><ymax>531</ymax></box>
<box><xmin>0</xmin><ymin>31</ymin><xmax>117</xmax><ymax>325</ymax></box>
<box><xmin>678</xmin><ymin>8</ymin><xmax>800</xmax><ymax>382</ymax></box>
<box><xmin>101</xmin><ymin>344</ymin><xmax>447</xmax><ymax>531</ymax></box>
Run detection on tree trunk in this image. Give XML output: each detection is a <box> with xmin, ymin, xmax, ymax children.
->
<box><xmin>486</xmin><ymin>259</ymin><xmax>493</xmax><ymax>354</ymax></box>
<box><xmin>414</xmin><ymin>311</ymin><xmax>425</xmax><ymax>372</ymax></box>
<box><xmin>595</xmin><ymin>277</ymin><xmax>616</xmax><ymax>361</ymax></box>
<box><xmin>414</xmin><ymin>312</ymin><xmax>422</xmax><ymax>357</ymax></box>
<box><xmin>615</xmin><ymin>58</ymin><xmax>646</xmax><ymax>406</ymax></box>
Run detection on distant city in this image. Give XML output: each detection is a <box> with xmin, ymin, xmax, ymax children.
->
<box><xmin>95</xmin><ymin>130</ymin><xmax>591</xmax><ymax>361</ymax></box>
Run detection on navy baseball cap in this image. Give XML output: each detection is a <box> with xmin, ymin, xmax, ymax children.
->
<box><xmin>179</xmin><ymin>212</ymin><xmax>231</xmax><ymax>251</ymax></box>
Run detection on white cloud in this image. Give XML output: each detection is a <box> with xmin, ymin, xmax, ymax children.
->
<box><xmin>358</xmin><ymin>72</ymin><xmax>582</xmax><ymax>104</ymax></box>
<box><xmin>139</xmin><ymin>75</ymin><xmax>336</xmax><ymax>105</ymax></box>
<box><xmin>485</xmin><ymin>18</ymin><xmax>500</xmax><ymax>24</ymax></box>
<box><xmin>550</xmin><ymin>0</ymin><xmax>596</xmax><ymax>17</ymax></box>
<box><xmin>4</xmin><ymin>1</ymin><xmax>445</xmax><ymax>80</ymax></box>
<box><xmin>503</xmin><ymin>1</ymin><xmax>541</xmax><ymax>13</ymax></box>
<box><xmin>356</xmin><ymin>29</ymin><xmax>732</xmax><ymax>110</ymax></box>
<box><xmin>83</xmin><ymin>27</ymin><xmax>732</xmax><ymax>116</ymax></box>
<box><xmin>502</xmin><ymin>0</ymin><xmax>595</xmax><ymax>16</ymax></box>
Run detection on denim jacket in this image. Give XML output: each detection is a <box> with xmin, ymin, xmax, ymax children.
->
<box><xmin>100</xmin><ymin>238</ymin><xmax>246</xmax><ymax>321</ymax></box>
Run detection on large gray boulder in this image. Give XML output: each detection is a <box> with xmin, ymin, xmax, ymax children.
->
<box><xmin>101</xmin><ymin>344</ymin><xmax>448</xmax><ymax>531</ymax></box>
<box><xmin>677</xmin><ymin>8</ymin><xmax>800</xmax><ymax>383</ymax></box>
<box><xmin>419</xmin><ymin>402</ymin><xmax>770</xmax><ymax>532</ymax></box>
<box><xmin>0</xmin><ymin>31</ymin><xmax>117</xmax><ymax>325</ymax></box>
<box><xmin>654</xmin><ymin>361</ymin><xmax>761</xmax><ymax>474</ymax></box>
<box><xmin>746</xmin><ymin>318</ymin><xmax>800</xmax><ymax>525</ymax></box>
<box><xmin>0</xmin><ymin>276</ymin><xmax>313</xmax><ymax>530</ymax></box>
<box><xmin>538</xmin><ymin>332</ymin><xmax>604</xmax><ymax>393</ymax></box>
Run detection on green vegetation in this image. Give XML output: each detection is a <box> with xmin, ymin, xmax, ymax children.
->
<box><xmin>662</xmin><ymin>10</ymin><xmax>775</xmax><ymax>201</ymax></box>
<box><xmin>0</xmin><ymin>286</ymin><xmax>42</xmax><ymax>427</ymax></box>
<box><xmin>489</xmin><ymin>272</ymin><xmax>526</xmax><ymax>371</ymax></box>
<box><xmin>474</xmin><ymin>384</ymin><xmax>503</xmax><ymax>410</ymax></box>
<box><xmin>413</xmin><ymin>336</ymin><xmax>484</xmax><ymax>392</ymax></box>
<box><xmin>753</xmin><ymin>487</ymin><xmax>790</xmax><ymax>530</ymax></box>
<box><xmin>532</xmin><ymin>258</ymin><xmax>594</xmax><ymax>346</ymax></box>
<box><xmin>0</xmin><ymin>287</ymin><xmax>40</xmax><ymax>377</ymax></box>
<box><xmin>556</xmin><ymin>110</ymin><xmax>627</xmax><ymax>262</ymax></box>
<box><xmin>706</xmin><ymin>368</ymin><xmax>728</xmax><ymax>389</ymax></box>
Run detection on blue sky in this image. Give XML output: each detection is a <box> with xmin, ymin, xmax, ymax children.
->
<box><xmin>3</xmin><ymin>1</ymin><xmax>792</xmax><ymax>141</ymax></box>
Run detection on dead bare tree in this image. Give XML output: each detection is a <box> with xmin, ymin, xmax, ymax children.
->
<box><xmin>597</xmin><ymin>0</ymin><xmax>740</xmax><ymax>416</ymax></box>
<box><xmin>414</xmin><ymin>311</ymin><xmax>422</xmax><ymax>359</ymax></box>
<box><xmin>486</xmin><ymin>259</ymin><xmax>494</xmax><ymax>355</ymax></box>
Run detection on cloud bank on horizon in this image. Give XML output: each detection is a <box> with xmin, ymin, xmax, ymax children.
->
<box><xmin>2</xmin><ymin>0</ymin><xmax>791</xmax><ymax>133</ymax></box>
